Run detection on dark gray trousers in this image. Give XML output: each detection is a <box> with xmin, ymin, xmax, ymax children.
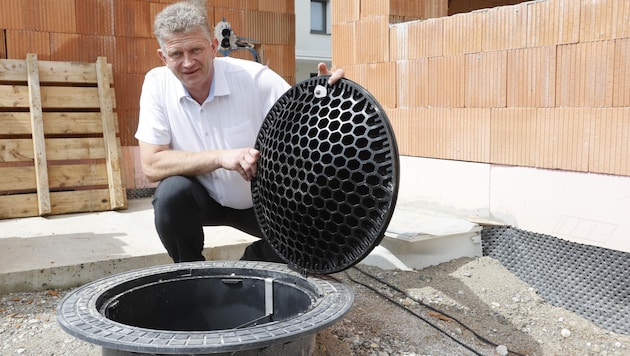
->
<box><xmin>152</xmin><ymin>175</ymin><xmax>283</xmax><ymax>263</ymax></box>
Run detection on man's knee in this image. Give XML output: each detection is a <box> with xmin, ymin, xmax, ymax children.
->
<box><xmin>154</xmin><ymin>175</ymin><xmax>194</xmax><ymax>199</ymax></box>
<box><xmin>153</xmin><ymin>176</ymin><xmax>202</xmax><ymax>209</ymax></box>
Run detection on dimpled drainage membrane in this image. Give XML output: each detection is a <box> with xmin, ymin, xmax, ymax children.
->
<box><xmin>252</xmin><ymin>76</ymin><xmax>399</xmax><ymax>275</ymax></box>
<box><xmin>482</xmin><ymin>226</ymin><xmax>630</xmax><ymax>335</ymax></box>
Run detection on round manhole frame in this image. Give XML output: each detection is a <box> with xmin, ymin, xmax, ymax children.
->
<box><xmin>56</xmin><ymin>261</ymin><xmax>354</xmax><ymax>354</ymax></box>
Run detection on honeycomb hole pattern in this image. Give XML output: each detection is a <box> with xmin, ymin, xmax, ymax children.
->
<box><xmin>252</xmin><ymin>76</ymin><xmax>399</xmax><ymax>275</ymax></box>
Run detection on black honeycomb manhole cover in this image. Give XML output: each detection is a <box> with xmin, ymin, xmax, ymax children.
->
<box><xmin>252</xmin><ymin>76</ymin><xmax>399</xmax><ymax>274</ymax></box>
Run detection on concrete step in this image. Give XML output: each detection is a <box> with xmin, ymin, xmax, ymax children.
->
<box><xmin>0</xmin><ymin>198</ymin><xmax>257</xmax><ymax>294</ymax></box>
<box><xmin>363</xmin><ymin>205</ymin><xmax>483</xmax><ymax>270</ymax></box>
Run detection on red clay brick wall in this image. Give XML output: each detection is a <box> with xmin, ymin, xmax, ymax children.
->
<box><xmin>333</xmin><ymin>0</ymin><xmax>630</xmax><ymax>176</ymax></box>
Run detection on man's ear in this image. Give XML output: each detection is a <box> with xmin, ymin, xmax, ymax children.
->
<box><xmin>157</xmin><ymin>49</ymin><xmax>167</xmax><ymax>65</ymax></box>
<box><xmin>211</xmin><ymin>38</ymin><xmax>219</xmax><ymax>55</ymax></box>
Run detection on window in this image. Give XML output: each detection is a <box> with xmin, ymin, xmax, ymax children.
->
<box><xmin>310</xmin><ymin>0</ymin><xmax>328</xmax><ymax>34</ymax></box>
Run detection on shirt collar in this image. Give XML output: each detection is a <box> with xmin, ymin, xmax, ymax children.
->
<box><xmin>212</xmin><ymin>58</ymin><xmax>231</xmax><ymax>97</ymax></box>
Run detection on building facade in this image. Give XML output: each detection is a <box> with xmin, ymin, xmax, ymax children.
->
<box><xmin>294</xmin><ymin>0</ymin><xmax>332</xmax><ymax>83</ymax></box>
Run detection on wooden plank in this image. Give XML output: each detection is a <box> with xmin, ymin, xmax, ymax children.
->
<box><xmin>49</xmin><ymin>189</ymin><xmax>112</xmax><ymax>215</ymax></box>
<box><xmin>0</xmin><ymin>189</ymin><xmax>113</xmax><ymax>218</ymax></box>
<box><xmin>0</xmin><ymin>166</ymin><xmax>36</xmax><ymax>191</ymax></box>
<box><xmin>0</xmin><ymin>58</ymin><xmax>114</xmax><ymax>84</ymax></box>
<box><xmin>1</xmin><ymin>138</ymin><xmax>108</xmax><ymax>162</ymax></box>
<box><xmin>0</xmin><ymin>163</ymin><xmax>109</xmax><ymax>191</ymax></box>
<box><xmin>0</xmin><ymin>138</ymin><xmax>37</xmax><ymax>162</ymax></box>
<box><xmin>0</xmin><ymin>113</ymin><xmax>33</xmax><ymax>135</ymax></box>
<box><xmin>39</xmin><ymin>60</ymin><xmax>114</xmax><ymax>84</ymax></box>
<box><xmin>26</xmin><ymin>54</ymin><xmax>51</xmax><ymax>216</ymax></box>
<box><xmin>0</xmin><ymin>193</ymin><xmax>38</xmax><ymax>219</ymax></box>
<box><xmin>0</xmin><ymin>85</ymin><xmax>115</xmax><ymax>109</ymax></box>
<box><xmin>0</xmin><ymin>59</ymin><xmax>28</xmax><ymax>82</ymax></box>
<box><xmin>49</xmin><ymin>137</ymin><xmax>107</xmax><ymax>161</ymax></box>
<box><xmin>96</xmin><ymin>56</ymin><xmax>126</xmax><ymax>210</ymax></box>
<box><xmin>46</xmin><ymin>138</ymin><xmax>108</xmax><ymax>160</ymax></box>
<box><xmin>0</xmin><ymin>112</ymin><xmax>113</xmax><ymax>135</ymax></box>
<box><xmin>0</xmin><ymin>85</ymin><xmax>30</xmax><ymax>107</ymax></box>
<box><xmin>48</xmin><ymin>163</ymin><xmax>110</xmax><ymax>188</ymax></box>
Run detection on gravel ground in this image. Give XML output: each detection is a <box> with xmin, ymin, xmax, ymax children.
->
<box><xmin>1</xmin><ymin>256</ymin><xmax>629</xmax><ymax>355</ymax></box>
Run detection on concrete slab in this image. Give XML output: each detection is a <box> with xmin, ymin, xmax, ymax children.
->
<box><xmin>0</xmin><ymin>198</ymin><xmax>257</xmax><ymax>293</ymax></box>
<box><xmin>377</xmin><ymin>203</ymin><xmax>483</xmax><ymax>270</ymax></box>
<box><xmin>0</xmin><ymin>192</ymin><xmax>485</xmax><ymax>294</ymax></box>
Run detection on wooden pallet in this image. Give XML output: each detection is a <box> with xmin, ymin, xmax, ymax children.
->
<box><xmin>0</xmin><ymin>54</ymin><xmax>127</xmax><ymax>219</ymax></box>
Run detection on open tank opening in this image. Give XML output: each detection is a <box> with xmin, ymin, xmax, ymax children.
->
<box><xmin>97</xmin><ymin>270</ymin><xmax>317</xmax><ymax>332</ymax></box>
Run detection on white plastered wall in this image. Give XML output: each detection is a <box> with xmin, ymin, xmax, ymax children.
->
<box><xmin>398</xmin><ymin>156</ymin><xmax>630</xmax><ymax>253</ymax></box>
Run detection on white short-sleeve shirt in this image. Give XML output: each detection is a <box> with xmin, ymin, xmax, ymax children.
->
<box><xmin>135</xmin><ymin>57</ymin><xmax>291</xmax><ymax>209</ymax></box>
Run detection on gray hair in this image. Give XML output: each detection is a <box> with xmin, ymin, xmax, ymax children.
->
<box><xmin>153</xmin><ymin>1</ymin><xmax>213</xmax><ymax>50</ymax></box>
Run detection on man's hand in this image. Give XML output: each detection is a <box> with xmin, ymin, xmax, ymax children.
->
<box><xmin>318</xmin><ymin>62</ymin><xmax>345</xmax><ymax>85</ymax></box>
<box><xmin>222</xmin><ymin>148</ymin><xmax>260</xmax><ymax>182</ymax></box>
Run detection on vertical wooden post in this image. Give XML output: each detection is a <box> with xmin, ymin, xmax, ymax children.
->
<box><xmin>95</xmin><ymin>56</ymin><xmax>126</xmax><ymax>209</ymax></box>
<box><xmin>26</xmin><ymin>54</ymin><xmax>51</xmax><ymax>216</ymax></box>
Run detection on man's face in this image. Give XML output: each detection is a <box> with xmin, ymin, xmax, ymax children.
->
<box><xmin>158</xmin><ymin>28</ymin><xmax>218</xmax><ymax>92</ymax></box>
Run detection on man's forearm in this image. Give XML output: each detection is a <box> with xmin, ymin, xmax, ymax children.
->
<box><xmin>142</xmin><ymin>149</ymin><xmax>222</xmax><ymax>182</ymax></box>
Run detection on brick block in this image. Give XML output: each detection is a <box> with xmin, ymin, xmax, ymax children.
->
<box><xmin>423</xmin><ymin>0</ymin><xmax>448</xmax><ymax>19</ymax></box>
<box><xmin>612</xmin><ymin>0</ymin><xmax>630</xmax><ymax>39</ymax></box>
<box><xmin>114</xmin><ymin>0</ymin><xmax>152</xmax><ymax>38</ymax></box>
<box><xmin>428</xmin><ymin>55</ymin><xmax>465</xmax><ymax>107</ymax></box>
<box><xmin>385</xmin><ymin>108</ymin><xmax>411</xmax><ymax>154</ymax></box>
<box><xmin>356</xmin><ymin>16</ymin><xmax>390</xmax><ymax>63</ymax></box>
<box><xmin>361</xmin><ymin>0</ymin><xmax>390</xmax><ymax>18</ymax></box>
<box><xmin>209</xmin><ymin>0</ymin><xmax>257</xmax><ymax>10</ymax></box>
<box><xmin>556</xmin><ymin>41</ymin><xmax>615</xmax><ymax>107</ymax></box>
<box><xmin>5</xmin><ymin>30</ymin><xmax>51</xmax><ymax>60</ymax></box>
<box><xmin>397</xmin><ymin>58</ymin><xmax>428</xmax><ymax>108</ymax></box>
<box><xmin>589</xmin><ymin>107</ymin><xmax>630</xmax><ymax>176</ymax></box>
<box><xmin>333</xmin><ymin>0</ymin><xmax>360</xmax><ymax>23</ymax></box>
<box><xmin>580</xmin><ymin>0</ymin><xmax>614</xmax><ymax>42</ymax></box>
<box><xmin>50</xmin><ymin>33</ymin><xmax>81</xmax><ymax>61</ymax></box>
<box><xmin>390</xmin><ymin>0</ymin><xmax>426</xmax><ymax>19</ymax></box>
<box><xmin>443</xmin><ymin>11</ymin><xmax>483</xmax><ymax>55</ymax></box>
<box><xmin>482</xmin><ymin>2</ymin><xmax>527</xmax><ymax>51</ymax></box>
<box><xmin>507</xmin><ymin>46</ymin><xmax>557</xmax><ymax>108</ymax></box>
<box><xmin>0</xmin><ymin>0</ymin><xmax>37</xmax><ymax>30</ymax></box>
<box><xmin>35</xmin><ymin>0</ymin><xmax>76</xmax><ymax>33</ymax></box>
<box><xmin>76</xmin><ymin>0</ymin><xmax>115</xmax><ymax>35</ymax></box>
<box><xmin>363</xmin><ymin>62</ymin><xmax>397</xmax><ymax>109</ymax></box>
<box><xmin>536</xmin><ymin>108</ymin><xmax>590</xmax><ymax>171</ymax></box>
<box><xmin>489</xmin><ymin>108</ymin><xmax>538</xmax><ymax>166</ymax></box>
<box><xmin>332</xmin><ymin>22</ymin><xmax>356</xmax><ymax>66</ymax></box>
<box><xmin>77</xmin><ymin>35</ymin><xmax>117</xmax><ymax>63</ymax></box>
<box><xmin>613</xmin><ymin>38</ymin><xmax>630</xmax><ymax>107</ymax></box>
<box><xmin>408</xmin><ymin>18</ymin><xmax>443</xmax><ymax>59</ymax></box>
<box><xmin>258</xmin><ymin>44</ymin><xmax>294</xmax><ymax>78</ymax></box>
<box><xmin>241</xmin><ymin>10</ymin><xmax>294</xmax><ymax>45</ymax></box>
<box><xmin>258</xmin><ymin>0</ymin><xmax>293</xmax><ymax>13</ymax></box>
<box><xmin>125</xmin><ymin>37</ymin><xmax>162</xmax><ymax>75</ymax></box>
<box><xmin>437</xmin><ymin>108</ymin><xmax>491</xmax><ymax>162</ymax></box>
<box><xmin>465</xmin><ymin>50</ymin><xmax>507</xmax><ymax>108</ymax></box>
<box><xmin>527</xmin><ymin>0</ymin><xmax>580</xmax><ymax>47</ymax></box>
